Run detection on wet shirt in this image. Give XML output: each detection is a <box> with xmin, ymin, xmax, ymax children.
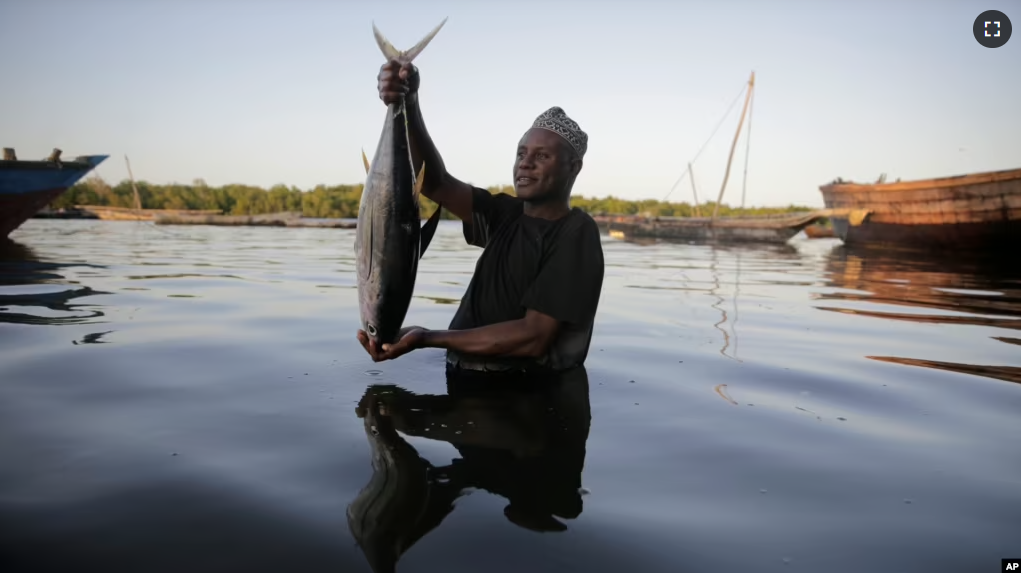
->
<box><xmin>447</xmin><ymin>187</ymin><xmax>605</xmax><ymax>371</ymax></box>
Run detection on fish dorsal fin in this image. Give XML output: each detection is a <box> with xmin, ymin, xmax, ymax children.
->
<box><xmin>419</xmin><ymin>204</ymin><xmax>442</xmax><ymax>259</ymax></box>
<box><xmin>361</xmin><ymin>148</ymin><xmax>370</xmax><ymax>175</ymax></box>
<box><xmin>413</xmin><ymin>161</ymin><xmax>426</xmax><ymax>198</ymax></box>
<box><xmin>372</xmin><ymin>18</ymin><xmax>448</xmax><ymax>64</ymax></box>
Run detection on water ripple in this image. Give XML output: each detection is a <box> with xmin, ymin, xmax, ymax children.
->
<box><xmin>0</xmin><ymin>221</ymin><xmax>1018</xmax><ymax>573</ymax></box>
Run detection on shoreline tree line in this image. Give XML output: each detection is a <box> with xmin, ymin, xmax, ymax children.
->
<box><xmin>55</xmin><ymin>175</ymin><xmax>814</xmax><ymax>219</ymax></box>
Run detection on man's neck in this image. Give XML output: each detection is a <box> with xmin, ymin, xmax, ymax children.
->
<box><xmin>523</xmin><ymin>197</ymin><xmax>571</xmax><ymax>221</ymax></box>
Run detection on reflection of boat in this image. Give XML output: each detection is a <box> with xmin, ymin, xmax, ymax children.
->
<box><xmin>708</xmin><ymin>245</ymin><xmax>741</xmax><ymax>361</ymax></box>
<box><xmin>867</xmin><ymin>356</ymin><xmax>1021</xmax><ymax>386</ymax></box>
<box><xmin>818</xmin><ymin>167</ymin><xmax>1021</xmax><ymax>251</ymax></box>
<box><xmin>347</xmin><ymin>367</ymin><xmax>591</xmax><ymax>573</ymax></box>
<box><xmin>0</xmin><ymin>147</ymin><xmax>108</xmax><ymax>237</ymax></box>
<box><xmin>0</xmin><ymin>239</ymin><xmax>111</xmax><ymax>325</ymax></box>
<box><xmin>817</xmin><ymin>245</ymin><xmax>1021</xmax><ymax>325</ymax></box>
<box><xmin>817</xmin><ymin>245</ymin><xmax>1021</xmax><ymax>384</ymax></box>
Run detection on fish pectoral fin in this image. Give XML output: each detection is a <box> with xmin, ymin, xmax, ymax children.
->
<box><xmin>413</xmin><ymin>162</ymin><xmax>426</xmax><ymax>198</ymax></box>
<box><xmin>362</xmin><ymin>149</ymin><xmax>370</xmax><ymax>175</ymax></box>
<box><xmin>415</xmin><ymin>161</ymin><xmax>440</xmax><ymax>260</ymax></box>
<box><xmin>372</xmin><ymin>18</ymin><xmax>448</xmax><ymax>64</ymax></box>
<box><xmin>419</xmin><ymin>203</ymin><xmax>442</xmax><ymax>259</ymax></box>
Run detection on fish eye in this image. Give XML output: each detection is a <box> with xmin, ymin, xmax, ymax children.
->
<box><xmin>366</xmin><ymin>324</ymin><xmax>377</xmax><ymax>337</ymax></box>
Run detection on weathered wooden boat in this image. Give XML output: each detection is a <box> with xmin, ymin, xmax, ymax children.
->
<box><xmin>152</xmin><ymin>211</ymin><xmax>357</xmax><ymax>228</ymax></box>
<box><xmin>600</xmin><ymin>72</ymin><xmax>827</xmax><ymax>245</ymax></box>
<box><xmin>818</xmin><ymin>167</ymin><xmax>1021</xmax><ymax>251</ymax></box>
<box><xmin>74</xmin><ymin>155</ymin><xmax>223</xmax><ymax>222</ymax></box>
<box><xmin>0</xmin><ymin>147</ymin><xmax>107</xmax><ymax>237</ymax></box>
<box><xmin>75</xmin><ymin>205</ymin><xmax>223</xmax><ymax>221</ymax></box>
<box><xmin>599</xmin><ymin>211</ymin><xmax>822</xmax><ymax>244</ymax></box>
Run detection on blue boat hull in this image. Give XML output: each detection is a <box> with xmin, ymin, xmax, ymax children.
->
<box><xmin>0</xmin><ymin>154</ymin><xmax>108</xmax><ymax>237</ymax></box>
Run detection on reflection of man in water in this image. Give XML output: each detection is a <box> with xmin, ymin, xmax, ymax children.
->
<box><xmin>347</xmin><ymin>367</ymin><xmax>591</xmax><ymax>572</ymax></box>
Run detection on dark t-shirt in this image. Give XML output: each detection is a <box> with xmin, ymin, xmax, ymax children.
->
<box><xmin>447</xmin><ymin>187</ymin><xmax>605</xmax><ymax>371</ymax></box>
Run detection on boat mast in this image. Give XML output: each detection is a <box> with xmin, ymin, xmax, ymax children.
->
<box><xmin>124</xmin><ymin>155</ymin><xmax>142</xmax><ymax>213</ymax></box>
<box><xmin>689</xmin><ymin>162</ymin><xmax>702</xmax><ymax>217</ymax></box>
<box><xmin>740</xmin><ymin>82</ymin><xmax>755</xmax><ymax>209</ymax></box>
<box><xmin>712</xmin><ymin>71</ymin><xmax>755</xmax><ymax>222</ymax></box>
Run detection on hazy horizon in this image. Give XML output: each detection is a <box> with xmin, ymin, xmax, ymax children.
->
<box><xmin>2</xmin><ymin>0</ymin><xmax>1018</xmax><ymax>208</ymax></box>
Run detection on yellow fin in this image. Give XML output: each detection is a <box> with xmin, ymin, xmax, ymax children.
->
<box><xmin>414</xmin><ymin>162</ymin><xmax>426</xmax><ymax>197</ymax></box>
<box><xmin>848</xmin><ymin>209</ymin><xmax>871</xmax><ymax>226</ymax></box>
<box><xmin>361</xmin><ymin>149</ymin><xmax>370</xmax><ymax>175</ymax></box>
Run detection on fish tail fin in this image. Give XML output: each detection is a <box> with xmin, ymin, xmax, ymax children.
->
<box><xmin>361</xmin><ymin>148</ymin><xmax>370</xmax><ymax>174</ymax></box>
<box><xmin>372</xmin><ymin>18</ymin><xmax>448</xmax><ymax>64</ymax></box>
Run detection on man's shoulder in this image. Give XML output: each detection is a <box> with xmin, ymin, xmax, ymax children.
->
<box><xmin>569</xmin><ymin>207</ymin><xmax>599</xmax><ymax>230</ymax></box>
<box><xmin>561</xmin><ymin>208</ymin><xmax>602</xmax><ymax>242</ymax></box>
<box><xmin>472</xmin><ymin>187</ymin><xmax>523</xmax><ymax>206</ymax></box>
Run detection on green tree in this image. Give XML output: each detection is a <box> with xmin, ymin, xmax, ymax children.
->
<box><xmin>56</xmin><ymin>178</ymin><xmax>812</xmax><ymax>219</ymax></box>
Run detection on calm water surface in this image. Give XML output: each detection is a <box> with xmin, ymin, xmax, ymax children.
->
<box><xmin>2</xmin><ymin>219</ymin><xmax>1019</xmax><ymax>573</ymax></box>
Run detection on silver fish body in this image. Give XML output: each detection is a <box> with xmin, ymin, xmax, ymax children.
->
<box><xmin>356</xmin><ymin>19</ymin><xmax>447</xmax><ymax>346</ymax></box>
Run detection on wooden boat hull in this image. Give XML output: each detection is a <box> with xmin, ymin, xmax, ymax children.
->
<box><xmin>152</xmin><ymin>212</ymin><xmax>357</xmax><ymax>228</ymax></box>
<box><xmin>597</xmin><ymin>212</ymin><xmax>821</xmax><ymax>244</ymax></box>
<box><xmin>804</xmin><ymin>224</ymin><xmax>835</xmax><ymax>239</ymax></box>
<box><xmin>819</xmin><ymin>167</ymin><xmax>1021</xmax><ymax>251</ymax></box>
<box><xmin>76</xmin><ymin>206</ymin><xmax>223</xmax><ymax>221</ymax></box>
<box><xmin>0</xmin><ymin>154</ymin><xmax>107</xmax><ymax>237</ymax></box>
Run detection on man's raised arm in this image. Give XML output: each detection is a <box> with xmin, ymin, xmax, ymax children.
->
<box><xmin>378</xmin><ymin>61</ymin><xmax>474</xmax><ymax>222</ymax></box>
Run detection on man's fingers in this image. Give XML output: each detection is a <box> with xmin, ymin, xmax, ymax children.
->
<box><xmin>379</xmin><ymin>92</ymin><xmax>407</xmax><ymax>104</ymax></box>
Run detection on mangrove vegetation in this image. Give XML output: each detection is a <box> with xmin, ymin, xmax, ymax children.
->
<box><xmin>55</xmin><ymin>175</ymin><xmax>813</xmax><ymax>219</ymax></box>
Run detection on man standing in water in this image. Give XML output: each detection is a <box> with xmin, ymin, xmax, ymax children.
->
<box><xmin>357</xmin><ymin>60</ymin><xmax>604</xmax><ymax>373</ymax></box>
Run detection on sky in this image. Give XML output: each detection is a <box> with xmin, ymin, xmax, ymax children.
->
<box><xmin>1</xmin><ymin>0</ymin><xmax>1018</xmax><ymax>208</ymax></box>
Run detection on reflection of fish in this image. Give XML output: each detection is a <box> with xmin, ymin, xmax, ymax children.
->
<box><xmin>356</xmin><ymin>19</ymin><xmax>447</xmax><ymax>346</ymax></box>
<box><xmin>347</xmin><ymin>368</ymin><xmax>592</xmax><ymax>572</ymax></box>
<box><xmin>347</xmin><ymin>389</ymin><xmax>445</xmax><ymax>573</ymax></box>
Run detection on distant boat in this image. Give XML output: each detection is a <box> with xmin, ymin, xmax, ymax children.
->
<box><xmin>596</xmin><ymin>211</ymin><xmax>822</xmax><ymax>244</ymax></box>
<box><xmin>819</xmin><ymin>167</ymin><xmax>1021</xmax><ymax>251</ymax></box>
<box><xmin>73</xmin><ymin>155</ymin><xmax>221</xmax><ymax>221</ymax></box>
<box><xmin>0</xmin><ymin>147</ymin><xmax>108</xmax><ymax>238</ymax></box>
<box><xmin>600</xmin><ymin>71</ymin><xmax>826</xmax><ymax>245</ymax></box>
<box><xmin>74</xmin><ymin>205</ymin><xmax>222</xmax><ymax>221</ymax></box>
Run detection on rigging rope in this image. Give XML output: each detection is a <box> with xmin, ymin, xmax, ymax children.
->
<box><xmin>662</xmin><ymin>81</ymin><xmax>748</xmax><ymax>202</ymax></box>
